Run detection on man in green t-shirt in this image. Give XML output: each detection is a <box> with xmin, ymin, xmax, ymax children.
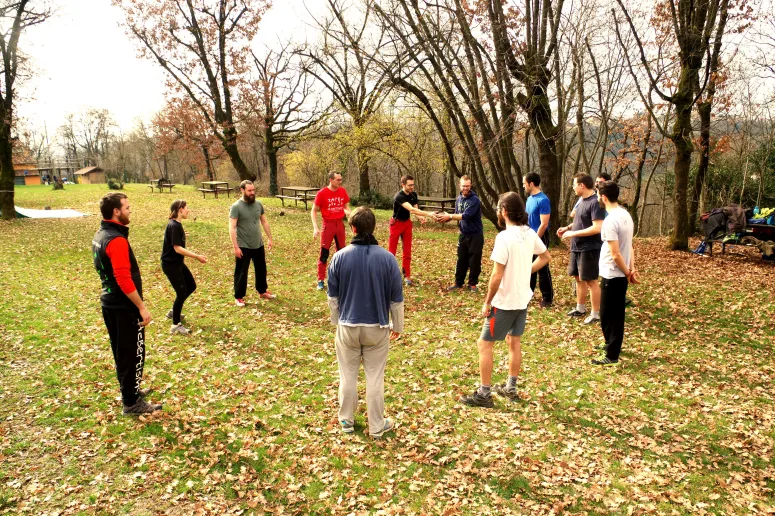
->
<box><xmin>229</xmin><ymin>180</ymin><xmax>275</xmax><ymax>306</ymax></box>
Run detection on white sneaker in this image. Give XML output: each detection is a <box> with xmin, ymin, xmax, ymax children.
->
<box><xmin>583</xmin><ymin>314</ymin><xmax>600</xmax><ymax>325</ymax></box>
<box><xmin>170</xmin><ymin>324</ymin><xmax>190</xmax><ymax>335</ymax></box>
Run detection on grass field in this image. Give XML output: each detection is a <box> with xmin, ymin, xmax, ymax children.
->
<box><xmin>1</xmin><ymin>183</ymin><xmax>774</xmax><ymax>515</ymax></box>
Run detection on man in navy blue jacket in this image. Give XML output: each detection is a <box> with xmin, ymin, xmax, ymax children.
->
<box><xmin>327</xmin><ymin>207</ymin><xmax>404</xmax><ymax>439</ymax></box>
<box><xmin>436</xmin><ymin>176</ymin><xmax>484</xmax><ymax>292</ymax></box>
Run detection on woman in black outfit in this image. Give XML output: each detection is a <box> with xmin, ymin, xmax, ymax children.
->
<box><xmin>161</xmin><ymin>200</ymin><xmax>207</xmax><ymax>335</ymax></box>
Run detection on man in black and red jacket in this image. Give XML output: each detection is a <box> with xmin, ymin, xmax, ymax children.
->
<box><xmin>92</xmin><ymin>193</ymin><xmax>161</xmax><ymax>415</ymax></box>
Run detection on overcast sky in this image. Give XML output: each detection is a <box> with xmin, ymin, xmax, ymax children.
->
<box><xmin>17</xmin><ymin>0</ymin><xmax>325</xmax><ymax>135</ymax></box>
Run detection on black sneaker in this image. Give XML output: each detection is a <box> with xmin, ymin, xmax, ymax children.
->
<box><xmin>567</xmin><ymin>309</ymin><xmax>586</xmax><ymax>317</ymax></box>
<box><xmin>123</xmin><ymin>398</ymin><xmax>162</xmax><ymax>415</ymax></box>
<box><xmin>591</xmin><ymin>356</ymin><xmax>619</xmax><ymax>366</ymax></box>
<box><xmin>494</xmin><ymin>383</ymin><xmax>520</xmax><ymax>402</ymax></box>
<box><xmin>445</xmin><ymin>284</ymin><xmax>463</xmax><ymax>292</ymax></box>
<box><xmin>539</xmin><ymin>300</ymin><xmax>553</xmax><ymax>308</ymax></box>
<box><xmin>459</xmin><ymin>390</ymin><xmax>494</xmax><ymax>408</ymax></box>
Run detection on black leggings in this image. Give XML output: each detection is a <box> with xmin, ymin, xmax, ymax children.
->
<box><xmin>161</xmin><ymin>261</ymin><xmax>196</xmax><ymax>324</ymax></box>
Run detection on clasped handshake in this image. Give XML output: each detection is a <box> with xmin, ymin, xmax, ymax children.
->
<box><xmin>420</xmin><ymin>211</ymin><xmax>454</xmax><ymax>224</ymax></box>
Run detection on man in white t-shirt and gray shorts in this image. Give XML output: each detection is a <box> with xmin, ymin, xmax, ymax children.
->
<box><xmin>459</xmin><ymin>192</ymin><xmax>551</xmax><ymax>408</ymax></box>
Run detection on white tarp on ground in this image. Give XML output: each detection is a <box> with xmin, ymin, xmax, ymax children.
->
<box><xmin>14</xmin><ymin>206</ymin><xmax>88</xmax><ymax>219</ymax></box>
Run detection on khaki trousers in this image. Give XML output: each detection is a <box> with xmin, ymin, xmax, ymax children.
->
<box><xmin>335</xmin><ymin>325</ymin><xmax>390</xmax><ymax>435</ymax></box>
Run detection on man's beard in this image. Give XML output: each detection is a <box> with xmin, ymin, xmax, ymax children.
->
<box><xmin>244</xmin><ymin>194</ymin><xmax>256</xmax><ymax>204</ymax></box>
<box><xmin>497</xmin><ymin>211</ymin><xmax>505</xmax><ymax>229</ymax></box>
<box><xmin>118</xmin><ymin>213</ymin><xmax>130</xmax><ymax>225</ymax></box>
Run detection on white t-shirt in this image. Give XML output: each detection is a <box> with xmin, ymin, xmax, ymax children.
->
<box><xmin>490</xmin><ymin>225</ymin><xmax>547</xmax><ymax>310</ymax></box>
<box><xmin>599</xmin><ymin>206</ymin><xmax>634</xmax><ymax>279</ymax></box>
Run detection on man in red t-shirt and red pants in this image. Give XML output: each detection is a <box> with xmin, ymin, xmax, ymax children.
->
<box><xmin>311</xmin><ymin>172</ymin><xmax>351</xmax><ymax>290</ymax></box>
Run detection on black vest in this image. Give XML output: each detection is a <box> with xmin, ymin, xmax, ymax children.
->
<box><xmin>92</xmin><ymin>220</ymin><xmax>143</xmax><ymax>310</ymax></box>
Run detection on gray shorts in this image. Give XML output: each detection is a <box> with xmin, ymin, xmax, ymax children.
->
<box><xmin>480</xmin><ymin>307</ymin><xmax>527</xmax><ymax>341</ymax></box>
<box><xmin>568</xmin><ymin>249</ymin><xmax>600</xmax><ymax>282</ymax></box>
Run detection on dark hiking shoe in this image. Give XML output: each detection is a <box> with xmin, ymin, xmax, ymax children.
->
<box><xmin>123</xmin><ymin>398</ymin><xmax>162</xmax><ymax>415</ymax></box>
<box><xmin>494</xmin><ymin>383</ymin><xmax>520</xmax><ymax>402</ymax></box>
<box><xmin>567</xmin><ymin>309</ymin><xmax>586</xmax><ymax>317</ymax></box>
<box><xmin>459</xmin><ymin>390</ymin><xmax>494</xmax><ymax>408</ymax></box>
<box><xmin>591</xmin><ymin>356</ymin><xmax>619</xmax><ymax>366</ymax></box>
<box><xmin>371</xmin><ymin>418</ymin><xmax>394</xmax><ymax>439</ymax></box>
<box><xmin>445</xmin><ymin>284</ymin><xmax>463</xmax><ymax>292</ymax></box>
<box><xmin>539</xmin><ymin>300</ymin><xmax>553</xmax><ymax>308</ymax></box>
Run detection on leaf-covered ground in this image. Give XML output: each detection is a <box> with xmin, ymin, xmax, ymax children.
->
<box><xmin>1</xmin><ymin>184</ymin><xmax>773</xmax><ymax>515</ymax></box>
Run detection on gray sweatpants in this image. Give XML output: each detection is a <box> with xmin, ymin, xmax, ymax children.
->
<box><xmin>335</xmin><ymin>324</ymin><xmax>390</xmax><ymax>436</ymax></box>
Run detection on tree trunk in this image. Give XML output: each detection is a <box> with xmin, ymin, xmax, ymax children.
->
<box><xmin>223</xmin><ymin>134</ymin><xmax>253</xmax><ymax>182</ymax></box>
<box><xmin>629</xmin><ymin>117</ymin><xmax>651</xmax><ymax>234</ymax></box>
<box><xmin>0</xmin><ymin>121</ymin><xmax>15</xmax><ymax>220</ymax></box>
<box><xmin>527</xmin><ymin>98</ymin><xmax>561</xmax><ymax>242</ymax></box>
<box><xmin>669</xmin><ymin>82</ymin><xmax>694</xmax><ymax>251</ymax></box>
<box><xmin>202</xmin><ymin>145</ymin><xmax>214</xmax><ymax>181</ymax></box>
<box><xmin>357</xmin><ymin>148</ymin><xmax>370</xmax><ymax>194</ymax></box>
<box><xmin>690</xmin><ymin>100</ymin><xmax>712</xmax><ymax>234</ymax></box>
<box><xmin>265</xmin><ymin>126</ymin><xmax>278</xmax><ymax>196</ymax></box>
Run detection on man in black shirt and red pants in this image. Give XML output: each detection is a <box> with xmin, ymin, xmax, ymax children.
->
<box><xmin>92</xmin><ymin>193</ymin><xmax>162</xmax><ymax>415</ymax></box>
<box><xmin>389</xmin><ymin>175</ymin><xmax>437</xmax><ymax>286</ymax></box>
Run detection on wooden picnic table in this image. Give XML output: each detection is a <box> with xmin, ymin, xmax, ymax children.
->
<box><xmin>418</xmin><ymin>196</ymin><xmax>456</xmax><ymax>214</ymax></box>
<box><xmin>198</xmin><ymin>181</ymin><xmax>233</xmax><ymax>199</ymax></box>
<box><xmin>147</xmin><ymin>179</ymin><xmax>176</xmax><ymax>193</ymax></box>
<box><xmin>277</xmin><ymin>186</ymin><xmax>319</xmax><ymax>210</ymax></box>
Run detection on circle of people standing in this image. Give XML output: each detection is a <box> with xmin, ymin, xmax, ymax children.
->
<box><xmin>92</xmin><ymin>171</ymin><xmax>638</xmax><ymax>437</ymax></box>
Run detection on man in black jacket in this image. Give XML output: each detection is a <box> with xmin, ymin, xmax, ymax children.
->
<box><xmin>92</xmin><ymin>193</ymin><xmax>161</xmax><ymax>415</ymax></box>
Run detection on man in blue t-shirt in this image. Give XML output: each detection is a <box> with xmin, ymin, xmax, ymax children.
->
<box><xmin>523</xmin><ymin>173</ymin><xmax>553</xmax><ymax>307</ymax></box>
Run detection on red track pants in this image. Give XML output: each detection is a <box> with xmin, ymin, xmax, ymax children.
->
<box><xmin>388</xmin><ymin>218</ymin><xmax>412</xmax><ymax>279</ymax></box>
<box><xmin>318</xmin><ymin>218</ymin><xmax>346</xmax><ymax>281</ymax></box>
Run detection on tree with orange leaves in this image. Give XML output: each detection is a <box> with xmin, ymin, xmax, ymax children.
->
<box><xmin>114</xmin><ymin>0</ymin><xmax>270</xmax><ymax>182</ymax></box>
<box><xmin>153</xmin><ymin>97</ymin><xmax>223</xmax><ymax>181</ymax></box>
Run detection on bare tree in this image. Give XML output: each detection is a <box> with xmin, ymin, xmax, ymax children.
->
<box><xmin>114</xmin><ymin>0</ymin><xmax>269</xmax><ymax>181</ymax></box>
<box><xmin>614</xmin><ymin>0</ymin><xmax>731</xmax><ymax>250</ymax></box>
<box><xmin>300</xmin><ymin>0</ymin><xmax>392</xmax><ymax>194</ymax></box>
<box><xmin>58</xmin><ymin>108</ymin><xmax>116</xmax><ymax>167</ymax></box>
<box><xmin>250</xmin><ymin>42</ymin><xmax>326</xmax><ymax>195</ymax></box>
<box><xmin>0</xmin><ymin>0</ymin><xmax>50</xmax><ymax>220</ymax></box>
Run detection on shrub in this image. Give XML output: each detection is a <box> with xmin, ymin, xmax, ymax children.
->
<box><xmin>350</xmin><ymin>189</ymin><xmax>392</xmax><ymax>210</ymax></box>
<box><xmin>107</xmin><ymin>178</ymin><xmax>124</xmax><ymax>190</ymax></box>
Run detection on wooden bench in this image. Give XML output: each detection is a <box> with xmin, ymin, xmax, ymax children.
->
<box><xmin>418</xmin><ymin>203</ymin><xmax>455</xmax><ymax>214</ymax></box>
<box><xmin>704</xmin><ymin>238</ymin><xmax>758</xmax><ymax>257</ymax></box>
<box><xmin>276</xmin><ymin>194</ymin><xmax>309</xmax><ymax>210</ymax></box>
<box><xmin>197</xmin><ymin>186</ymin><xmax>235</xmax><ymax>199</ymax></box>
<box><xmin>148</xmin><ymin>183</ymin><xmax>176</xmax><ymax>193</ymax></box>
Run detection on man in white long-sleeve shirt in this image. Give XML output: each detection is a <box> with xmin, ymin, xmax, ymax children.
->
<box><xmin>327</xmin><ymin>207</ymin><xmax>404</xmax><ymax>438</ymax></box>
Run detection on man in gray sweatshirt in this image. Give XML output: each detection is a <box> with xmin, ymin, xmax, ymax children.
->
<box><xmin>327</xmin><ymin>207</ymin><xmax>404</xmax><ymax>439</ymax></box>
